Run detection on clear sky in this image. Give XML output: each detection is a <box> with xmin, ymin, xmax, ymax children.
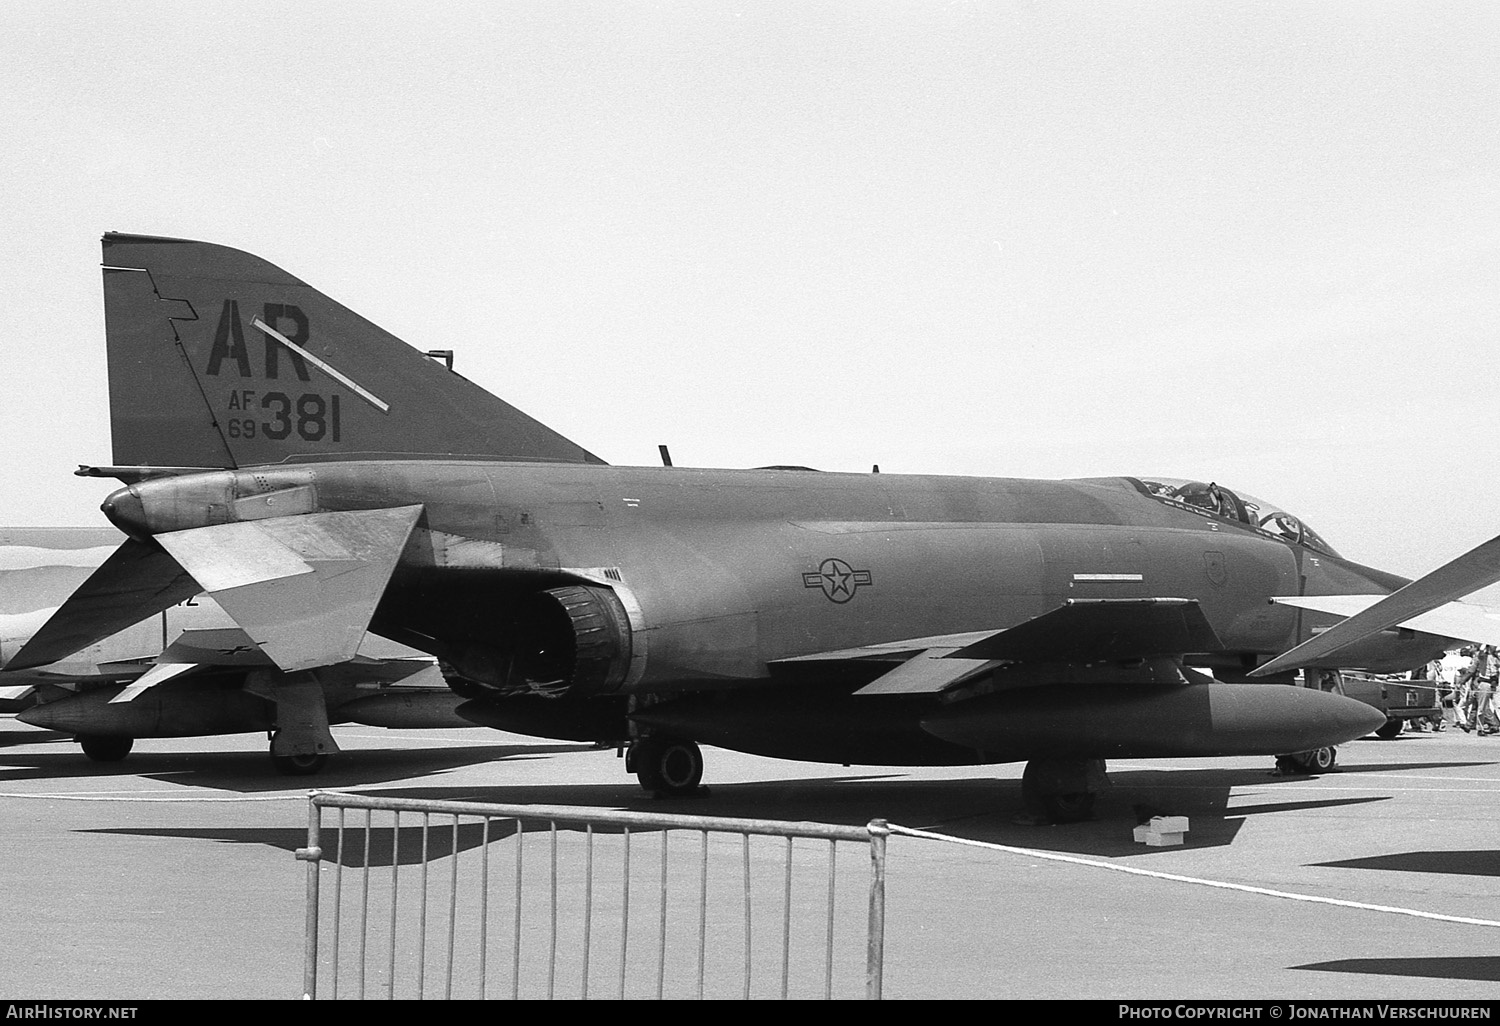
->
<box><xmin>2</xmin><ymin>1</ymin><xmax>1497</xmax><ymax>584</ymax></box>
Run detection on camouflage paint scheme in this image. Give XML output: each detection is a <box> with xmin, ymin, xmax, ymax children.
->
<box><xmin>17</xmin><ymin>234</ymin><xmax>1453</xmax><ymax>809</ymax></box>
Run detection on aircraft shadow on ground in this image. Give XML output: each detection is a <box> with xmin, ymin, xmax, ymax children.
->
<box><xmin>0</xmin><ymin>742</ymin><xmax>591</xmax><ymax>792</ymax></box>
<box><xmin>43</xmin><ymin>753</ymin><xmax>1470</xmax><ymax>862</ymax></box>
<box><xmin>1292</xmin><ymin>956</ymin><xmax>1500</xmax><ymax>983</ymax></box>
<box><xmin>297</xmin><ymin>768</ymin><xmax>1397</xmax><ymax>859</ymax></box>
<box><xmin>1312</xmin><ymin>850</ymin><xmax>1500</xmax><ymax>877</ymax></box>
<box><xmin>84</xmin><ymin>772</ymin><xmax>1401</xmax><ymax>865</ymax></box>
<box><xmin>86</xmin><ymin>822</ymin><xmax>516</xmax><ymax>869</ymax></box>
<box><xmin>1323</xmin><ymin>758</ymin><xmax>1498</xmax><ymax>775</ymax></box>
<box><xmin>0</xmin><ymin>729</ymin><xmax>69</xmax><ymax>747</ymax></box>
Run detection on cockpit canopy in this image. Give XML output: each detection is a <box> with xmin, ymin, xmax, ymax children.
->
<box><xmin>1131</xmin><ymin>478</ymin><xmax>1339</xmax><ymax>556</ymax></box>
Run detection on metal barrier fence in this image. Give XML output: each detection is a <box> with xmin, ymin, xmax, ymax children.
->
<box><xmin>297</xmin><ymin>791</ymin><xmax>889</xmax><ymax>999</ymax></box>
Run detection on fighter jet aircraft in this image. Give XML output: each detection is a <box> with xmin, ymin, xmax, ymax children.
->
<box><xmin>0</xmin><ymin>525</ymin><xmax>466</xmax><ymax>772</ymax></box>
<box><xmin>13</xmin><ymin>233</ymin><xmax>1500</xmax><ymax>818</ymax></box>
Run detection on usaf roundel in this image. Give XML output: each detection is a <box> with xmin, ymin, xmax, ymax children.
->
<box><xmin>802</xmin><ymin>558</ymin><xmax>873</xmax><ymax>604</ymax></box>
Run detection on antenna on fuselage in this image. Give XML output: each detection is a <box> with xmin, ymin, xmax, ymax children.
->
<box><xmin>658</xmin><ymin>445</ymin><xmax>674</xmax><ymax>467</ymax></box>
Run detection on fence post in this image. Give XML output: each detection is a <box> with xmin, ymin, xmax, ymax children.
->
<box><xmin>866</xmin><ymin>818</ymin><xmax>888</xmax><ymax>1000</ymax></box>
<box><xmin>296</xmin><ymin>793</ymin><xmax>324</xmax><ymax>1000</ymax></box>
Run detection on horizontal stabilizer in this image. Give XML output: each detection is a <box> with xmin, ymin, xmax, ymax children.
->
<box><xmin>5</xmin><ymin>539</ymin><xmax>199</xmax><ymax>671</ymax></box>
<box><xmin>155</xmin><ymin>506</ymin><xmax>423</xmax><ymax>672</ymax></box>
<box><xmin>154</xmin><ymin>523</ymin><xmax>314</xmax><ymax>592</ymax></box>
<box><xmin>1251</xmin><ymin>529</ymin><xmax>1500</xmax><ymax>677</ymax></box>
<box><xmin>947</xmin><ymin>598</ymin><xmax>1223</xmax><ymax>663</ymax></box>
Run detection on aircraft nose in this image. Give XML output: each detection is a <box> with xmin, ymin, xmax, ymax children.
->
<box><xmin>100</xmin><ymin>486</ymin><xmax>149</xmax><ymax>538</ymax></box>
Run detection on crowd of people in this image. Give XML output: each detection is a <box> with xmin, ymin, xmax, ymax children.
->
<box><xmin>1426</xmin><ymin>646</ymin><xmax>1500</xmax><ymax>735</ymax></box>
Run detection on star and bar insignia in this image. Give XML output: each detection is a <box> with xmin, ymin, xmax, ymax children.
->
<box><xmin>802</xmin><ymin>557</ymin><xmax>873</xmax><ymax>604</ymax></box>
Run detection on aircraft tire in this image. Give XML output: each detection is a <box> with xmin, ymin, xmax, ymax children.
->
<box><xmin>271</xmin><ymin>751</ymin><xmax>329</xmax><ymax>776</ymax></box>
<box><xmin>1020</xmin><ymin>759</ymin><xmax>1103</xmax><ymax>823</ymax></box>
<box><xmin>79</xmin><ymin>735</ymin><xmax>133</xmax><ymax>763</ymax></box>
<box><xmin>1303</xmin><ymin>745</ymin><xmax>1337</xmax><ymax>771</ymax></box>
<box><xmin>1282</xmin><ymin>746</ymin><xmax>1337</xmax><ymax>773</ymax></box>
<box><xmin>1375</xmin><ymin>719</ymin><xmax>1403</xmax><ymax>739</ymax></box>
<box><xmin>633</xmin><ymin>738</ymin><xmax>703</xmax><ymax>796</ymax></box>
<box><xmin>1041</xmin><ymin>791</ymin><xmax>1096</xmax><ymax>822</ymax></box>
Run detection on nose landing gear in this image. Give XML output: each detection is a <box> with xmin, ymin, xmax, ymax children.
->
<box><xmin>1275</xmin><ymin>746</ymin><xmax>1337</xmax><ymax>775</ymax></box>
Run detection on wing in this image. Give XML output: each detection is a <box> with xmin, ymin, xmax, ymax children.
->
<box><xmin>772</xmin><ymin>597</ymin><xmax>1224</xmax><ymax>696</ymax></box>
<box><xmin>1271</xmin><ymin>594</ymin><xmax>1500</xmax><ymax>650</ymax></box>
<box><xmin>1251</xmin><ymin>528</ymin><xmax>1500</xmax><ymax>676</ymax></box>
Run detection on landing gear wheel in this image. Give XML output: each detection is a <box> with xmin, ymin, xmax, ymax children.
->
<box><xmin>631</xmin><ymin>738</ymin><xmax>704</xmax><ymax>796</ymax></box>
<box><xmin>1301</xmin><ymin>745</ymin><xmax>1337</xmax><ymax>771</ymax></box>
<box><xmin>1020</xmin><ymin>758</ymin><xmax>1106</xmax><ymax>823</ymax></box>
<box><xmin>1277</xmin><ymin>746</ymin><xmax>1337</xmax><ymax>774</ymax></box>
<box><xmin>1375</xmin><ymin>719</ymin><xmax>1404</xmax><ymax>739</ymax></box>
<box><xmin>1038</xmin><ymin>790</ymin><xmax>1096</xmax><ymax>822</ymax></box>
<box><xmin>79</xmin><ymin>735</ymin><xmax>133</xmax><ymax>763</ymax></box>
<box><xmin>271</xmin><ymin>751</ymin><xmax>329</xmax><ymax>776</ymax></box>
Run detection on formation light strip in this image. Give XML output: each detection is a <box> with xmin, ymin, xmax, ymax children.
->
<box><xmin>253</xmin><ymin>318</ymin><xmax>390</xmax><ymax>413</ymax></box>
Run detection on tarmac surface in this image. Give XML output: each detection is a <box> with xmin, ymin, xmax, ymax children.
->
<box><xmin>0</xmin><ymin>715</ymin><xmax>1497</xmax><ymax>1001</ymax></box>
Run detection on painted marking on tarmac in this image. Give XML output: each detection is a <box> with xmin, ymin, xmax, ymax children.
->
<box><xmin>1225</xmin><ymin>783</ymin><xmax>1500</xmax><ymax>795</ymax></box>
<box><xmin>1138</xmin><ymin>780</ymin><xmax>1500</xmax><ymax>793</ymax></box>
<box><xmin>1331</xmin><ymin>771</ymin><xmax>1500</xmax><ymax>784</ymax></box>
<box><xmin>888</xmin><ymin>823</ymin><xmax>1500</xmax><ymax>930</ymax></box>
<box><xmin>332</xmin><ymin>732</ymin><xmax>547</xmax><ymax>747</ymax></box>
<box><xmin>0</xmin><ymin>791</ymin><xmax>301</xmax><ymax>802</ymax></box>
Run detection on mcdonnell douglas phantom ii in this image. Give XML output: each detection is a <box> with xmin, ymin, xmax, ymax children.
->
<box><xmin>12</xmin><ymin>233</ymin><xmax>1500</xmax><ymax>819</ymax></box>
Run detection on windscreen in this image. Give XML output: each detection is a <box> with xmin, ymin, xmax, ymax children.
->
<box><xmin>1132</xmin><ymin>478</ymin><xmax>1339</xmax><ymax>557</ymax></box>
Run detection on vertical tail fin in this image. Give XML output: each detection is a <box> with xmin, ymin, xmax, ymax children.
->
<box><xmin>102</xmin><ymin>233</ymin><xmax>605</xmax><ymax>469</ymax></box>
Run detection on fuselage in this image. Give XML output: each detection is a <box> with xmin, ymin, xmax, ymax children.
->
<box><xmin>101</xmin><ymin>461</ymin><xmax>1438</xmax><ymax>689</ymax></box>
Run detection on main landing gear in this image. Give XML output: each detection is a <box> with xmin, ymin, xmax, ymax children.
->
<box><xmin>628</xmin><ymin>737</ymin><xmax>706</xmax><ymax>797</ymax></box>
<box><xmin>1019</xmin><ymin>758</ymin><xmax>1108</xmax><ymax>823</ymax></box>
<box><xmin>260</xmin><ymin>673</ymin><xmax>338</xmax><ymax>776</ymax></box>
<box><xmin>270</xmin><ymin>750</ymin><xmax>330</xmax><ymax>775</ymax></box>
